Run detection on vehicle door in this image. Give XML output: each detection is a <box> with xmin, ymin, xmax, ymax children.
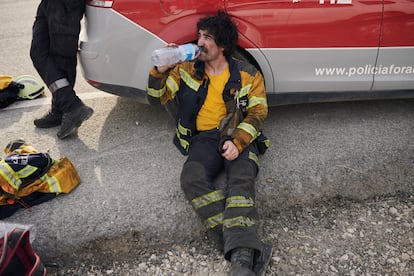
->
<box><xmin>224</xmin><ymin>0</ymin><xmax>383</xmax><ymax>93</ymax></box>
<box><xmin>372</xmin><ymin>0</ymin><xmax>414</xmax><ymax>90</ymax></box>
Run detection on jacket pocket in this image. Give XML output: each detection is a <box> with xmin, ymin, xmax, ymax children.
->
<box><xmin>50</xmin><ymin>22</ymin><xmax>80</xmax><ymax>57</ymax></box>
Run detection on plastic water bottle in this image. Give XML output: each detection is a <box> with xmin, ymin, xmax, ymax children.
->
<box><xmin>151</xmin><ymin>43</ymin><xmax>202</xmax><ymax>67</ymax></box>
<box><xmin>0</xmin><ymin>222</ymin><xmax>36</xmax><ymax>243</ymax></box>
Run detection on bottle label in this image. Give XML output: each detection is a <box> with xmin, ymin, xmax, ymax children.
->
<box><xmin>181</xmin><ymin>44</ymin><xmax>195</xmax><ymax>61</ymax></box>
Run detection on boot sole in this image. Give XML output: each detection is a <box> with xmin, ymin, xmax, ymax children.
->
<box><xmin>34</xmin><ymin>121</ymin><xmax>62</xmax><ymax>128</ymax></box>
<box><xmin>253</xmin><ymin>243</ymin><xmax>273</xmax><ymax>276</ymax></box>
<box><xmin>34</xmin><ymin>116</ymin><xmax>62</xmax><ymax>128</ymax></box>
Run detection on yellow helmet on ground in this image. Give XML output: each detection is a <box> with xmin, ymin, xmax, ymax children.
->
<box><xmin>14</xmin><ymin>75</ymin><xmax>45</xmax><ymax>100</ymax></box>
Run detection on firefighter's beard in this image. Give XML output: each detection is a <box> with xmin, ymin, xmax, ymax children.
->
<box><xmin>198</xmin><ymin>48</ymin><xmax>209</xmax><ymax>62</ymax></box>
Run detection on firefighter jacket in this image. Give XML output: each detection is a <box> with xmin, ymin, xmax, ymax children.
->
<box><xmin>0</xmin><ymin>141</ymin><xmax>80</xmax><ymax>206</ymax></box>
<box><xmin>147</xmin><ymin>57</ymin><xmax>268</xmax><ymax>155</ymax></box>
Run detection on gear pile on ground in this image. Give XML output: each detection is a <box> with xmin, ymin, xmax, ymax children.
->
<box><xmin>47</xmin><ymin>194</ymin><xmax>413</xmax><ymax>275</ymax></box>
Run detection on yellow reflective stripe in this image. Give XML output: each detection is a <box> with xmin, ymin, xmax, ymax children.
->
<box><xmin>166</xmin><ymin>76</ymin><xmax>179</xmax><ymax>98</ymax></box>
<box><xmin>179</xmin><ymin>68</ymin><xmax>200</xmax><ymax>92</ymax></box>
<box><xmin>191</xmin><ymin>190</ymin><xmax>225</xmax><ymax>210</ymax></box>
<box><xmin>223</xmin><ymin>216</ymin><xmax>256</xmax><ymax>229</ymax></box>
<box><xmin>13</xmin><ymin>145</ymin><xmax>37</xmax><ymax>154</ymax></box>
<box><xmin>177</xmin><ymin>120</ymin><xmax>191</xmax><ymax>136</ymax></box>
<box><xmin>237</xmin><ymin>122</ymin><xmax>257</xmax><ymax>138</ymax></box>
<box><xmin>147</xmin><ymin>86</ymin><xmax>166</xmax><ymax>98</ymax></box>
<box><xmin>0</xmin><ymin>160</ymin><xmax>22</xmax><ymax>190</ymax></box>
<box><xmin>16</xmin><ymin>165</ymin><xmax>38</xmax><ymax>179</ymax></box>
<box><xmin>40</xmin><ymin>174</ymin><xmax>62</xmax><ymax>194</ymax></box>
<box><xmin>226</xmin><ymin>196</ymin><xmax>254</xmax><ymax>208</ymax></box>
<box><xmin>249</xmin><ymin>152</ymin><xmax>259</xmax><ymax>167</ymax></box>
<box><xmin>176</xmin><ymin>129</ymin><xmax>189</xmax><ymax>151</ymax></box>
<box><xmin>205</xmin><ymin>212</ymin><xmax>224</xmax><ymax>229</ymax></box>
<box><xmin>252</xmin><ymin>131</ymin><xmax>260</xmax><ymax>140</ymax></box>
<box><xmin>235</xmin><ymin>84</ymin><xmax>251</xmax><ymax>98</ymax></box>
<box><xmin>247</xmin><ymin>96</ymin><xmax>267</xmax><ymax>109</ymax></box>
<box><xmin>263</xmin><ymin>138</ymin><xmax>270</xmax><ymax>148</ymax></box>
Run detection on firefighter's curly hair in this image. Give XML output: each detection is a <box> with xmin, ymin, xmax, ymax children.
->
<box><xmin>197</xmin><ymin>10</ymin><xmax>239</xmax><ymax>57</ymax></box>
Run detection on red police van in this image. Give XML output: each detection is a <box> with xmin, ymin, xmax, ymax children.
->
<box><xmin>79</xmin><ymin>0</ymin><xmax>414</xmax><ymax>106</ymax></box>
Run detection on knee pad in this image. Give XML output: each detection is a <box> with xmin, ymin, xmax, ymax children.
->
<box><xmin>180</xmin><ymin>161</ymin><xmax>205</xmax><ymax>193</ymax></box>
<box><xmin>228</xmin><ymin>159</ymin><xmax>257</xmax><ymax>179</ymax></box>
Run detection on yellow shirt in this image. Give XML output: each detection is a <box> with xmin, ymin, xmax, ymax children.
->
<box><xmin>196</xmin><ymin>66</ymin><xmax>229</xmax><ymax>131</ymax></box>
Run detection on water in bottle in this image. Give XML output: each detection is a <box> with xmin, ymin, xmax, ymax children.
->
<box><xmin>151</xmin><ymin>43</ymin><xmax>202</xmax><ymax>67</ymax></box>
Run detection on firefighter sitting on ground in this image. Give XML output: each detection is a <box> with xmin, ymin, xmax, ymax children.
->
<box><xmin>147</xmin><ymin>11</ymin><xmax>272</xmax><ymax>276</ymax></box>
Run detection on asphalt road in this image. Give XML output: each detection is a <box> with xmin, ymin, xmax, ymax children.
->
<box><xmin>1</xmin><ymin>0</ymin><xmax>413</xmax><ymax>265</ymax></box>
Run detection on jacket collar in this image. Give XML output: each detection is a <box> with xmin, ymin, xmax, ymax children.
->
<box><xmin>194</xmin><ymin>56</ymin><xmax>241</xmax><ymax>88</ymax></box>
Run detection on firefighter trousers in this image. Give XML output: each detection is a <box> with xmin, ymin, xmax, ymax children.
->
<box><xmin>180</xmin><ymin>129</ymin><xmax>263</xmax><ymax>260</ymax></box>
<box><xmin>30</xmin><ymin>0</ymin><xmax>85</xmax><ymax>114</ymax></box>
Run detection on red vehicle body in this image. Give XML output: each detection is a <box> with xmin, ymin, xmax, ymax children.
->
<box><xmin>80</xmin><ymin>0</ymin><xmax>414</xmax><ymax>105</ymax></box>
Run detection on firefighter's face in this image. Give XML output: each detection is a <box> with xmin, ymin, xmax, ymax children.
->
<box><xmin>197</xmin><ymin>29</ymin><xmax>224</xmax><ymax>62</ymax></box>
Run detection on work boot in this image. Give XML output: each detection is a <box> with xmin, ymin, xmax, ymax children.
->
<box><xmin>206</xmin><ymin>227</ymin><xmax>224</xmax><ymax>253</ymax></box>
<box><xmin>253</xmin><ymin>243</ymin><xmax>273</xmax><ymax>276</ymax></box>
<box><xmin>230</xmin><ymin>247</ymin><xmax>255</xmax><ymax>276</ymax></box>
<box><xmin>34</xmin><ymin>111</ymin><xmax>62</xmax><ymax>128</ymax></box>
<box><xmin>57</xmin><ymin>105</ymin><xmax>93</xmax><ymax>139</ymax></box>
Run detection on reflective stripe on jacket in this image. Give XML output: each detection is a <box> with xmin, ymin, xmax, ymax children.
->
<box><xmin>147</xmin><ymin>57</ymin><xmax>268</xmax><ymax>155</ymax></box>
<box><xmin>0</xmin><ymin>157</ymin><xmax>80</xmax><ymax>205</ymax></box>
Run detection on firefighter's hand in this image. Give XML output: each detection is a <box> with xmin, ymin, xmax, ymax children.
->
<box><xmin>156</xmin><ymin>64</ymin><xmax>175</xmax><ymax>73</ymax></box>
<box><xmin>222</xmin><ymin>140</ymin><xmax>239</xmax><ymax>161</ymax></box>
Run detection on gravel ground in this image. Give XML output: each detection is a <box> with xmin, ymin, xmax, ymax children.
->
<box><xmin>46</xmin><ymin>194</ymin><xmax>413</xmax><ymax>276</ymax></box>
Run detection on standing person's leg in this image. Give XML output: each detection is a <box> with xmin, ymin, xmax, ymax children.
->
<box><xmin>31</xmin><ymin>0</ymin><xmax>93</xmax><ymax>139</ymax></box>
<box><xmin>30</xmin><ymin>0</ymin><xmax>63</xmax><ymax>126</ymax></box>
<box><xmin>51</xmin><ymin>0</ymin><xmax>93</xmax><ymax>139</ymax></box>
<box><xmin>180</xmin><ymin>130</ymin><xmax>226</xmax><ymax>250</ymax></box>
<box><xmin>47</xmin><ymin>0</ymin><xmax>84</xmax><ymax>113</ymax></box>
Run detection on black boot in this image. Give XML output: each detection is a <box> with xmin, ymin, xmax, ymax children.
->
<box><xmin>253</xmin><ymin>243</ymin><xmax>273</xmax><ymax>276</ymax></box>
<box><xmin>57</xmin><ymin>105</ymin><xmax>93</xmax><ymax>139</ymax></box>
<box><xmin>229</xmin><ymin>247</ymin><xmax>255</xmax><ymax>276</ymax></box>
<box><xmin>34</xmin><ymin>111</ymin><xmax>62</xmax><ymax>128</ymax></box>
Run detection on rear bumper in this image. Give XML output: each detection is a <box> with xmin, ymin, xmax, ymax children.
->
<box><xmin>79</xmin><ymin>6</ymin><xmax>166</xmax><ymax>103</ymax></box>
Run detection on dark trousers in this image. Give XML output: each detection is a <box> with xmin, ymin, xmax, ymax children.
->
<box><xmin>180</xmin><ymin>130</ymin><xmax>262</xmax><ymax>260</ymax></box>
<box><xmin>30</xmin><ymin>0</ymin><xmax>85</xmax><ymax>113</ymax></box>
